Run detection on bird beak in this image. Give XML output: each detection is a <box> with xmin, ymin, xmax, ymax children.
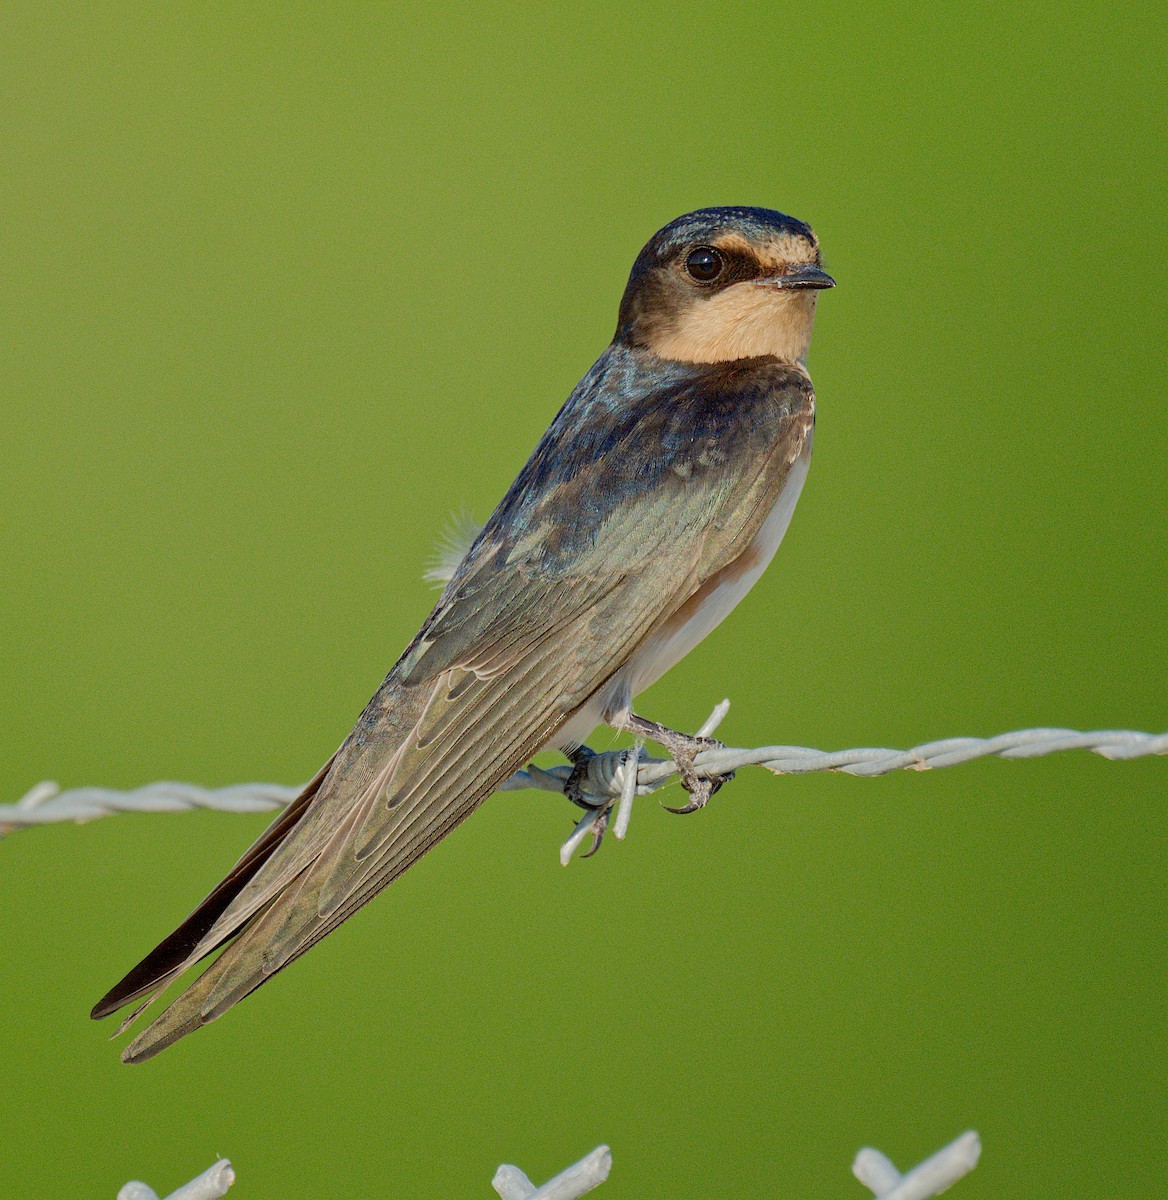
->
<box><xmin>758</xmin><ymin>264</ymin><xmax>836</xmax><ymax>290</ymax></box>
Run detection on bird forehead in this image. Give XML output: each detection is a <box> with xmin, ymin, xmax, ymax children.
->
<box><xmin>710</xmin><ymin>230</ymin><xmax>818</xmax><ymax>272</ymax></box>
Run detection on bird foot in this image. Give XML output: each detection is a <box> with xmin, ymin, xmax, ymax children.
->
<box><xmin>564</xmin><ymin>745</ymin><xmax>596</xmax><ymax>810</ymax></box>
<box><xmin>619</xmin><ymin>714</ymin><xmax>735</xmax><ymax>814</ymax></box>
<box><xmin>564</xmin><ymin>745</ymin><xmax>612</xmax><ymax>856</ymax></box>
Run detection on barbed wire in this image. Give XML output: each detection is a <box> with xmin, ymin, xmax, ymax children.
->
<box><xmin>853</xmin><ymin>1131</ymin><xmax>981</xmax><ymax>1200</ymax></box>
<box><xmin>0</xmin><ymin>779</ymin><xmax>299</xmax><ymax>833</ymax></box>
<box><xmin>493</xmin><ymin>1144</ymin><xmax>611</xmax><ymax>1199</ymax></box>
<box><xmin>112</xmin><ymin>1131</ymin><xmax>980</xmax><ymax>1199</ymax></box>
<box><xmin>4</xmin><ymin>703</ymin><xmax>1164</xmax><ymax>860</ymax></box>
<box><xmin>118</xmin><ymin>1159</ymin><xmax>234</xmax><ymax>1200</ymax></box>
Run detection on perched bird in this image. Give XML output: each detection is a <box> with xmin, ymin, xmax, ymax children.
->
<box><xmin>92</xmin><ymin>205</ymin><xmax>834</xmax><ymax>1062</ymax></box>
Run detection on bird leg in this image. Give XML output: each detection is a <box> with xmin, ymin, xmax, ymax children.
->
<box><xmin>563</xmin><ymin>744</ymin><xmax>610</xmax><ymax>857</ymax></box>
<box><xmin>614</xmin><ymin>712</ymin><xmax>735</xmax><ymax>814</ymax></box>
<box><xmin>564</xmin><ymin>745</ymin><xmax>596</xmax><ymax>809</ymax></box>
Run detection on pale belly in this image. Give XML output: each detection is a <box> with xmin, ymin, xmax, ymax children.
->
<box><xmin>553</xmin><ymin>442</ymin><xmax>811</xmax><ymax>751</ymax></box>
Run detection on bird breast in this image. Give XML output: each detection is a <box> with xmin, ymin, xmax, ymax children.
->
<box><xmin>552</xmin><ymin>435</ymin><xmax>812</xmax><ymax>752</ymax></box>
<box><xmin>621</xmin><ymin>438</ymin><xmax>811</xmax><ymax>698</ymax></box>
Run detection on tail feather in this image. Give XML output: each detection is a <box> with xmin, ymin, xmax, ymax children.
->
<box><xmin>91</xmin><ymin>754</ymin><xmax>336</xmax><ymax>1022</ymax></box>
<box><xmin>120</xmin><ymin>907</ymin><xmax>280</xmax><ymax>1064</ymax></box>
<box><xmin>120</xmin><ymin>870</ymin><xmax>312</xmax><ymax>1064</ymax></box>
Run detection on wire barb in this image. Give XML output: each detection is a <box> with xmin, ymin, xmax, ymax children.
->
<box><xmin>493</xmin><ymin>1145</ymin><xmax>612</xmax><ymax>1200</ymax></box>
<box><xmin>114</xmin><ymin>1135</ymin><xmax>979</xmax><ymax>1200</ymax></box>
<box><xmin>117</xmin><ymin>1159</ymin><xmax>235</xmax><ymax>1200</ymax></box>
<box><xmin>854</xmin><ymin>1131</ymin><xmax>981</xmax><ymax>1200</ymax></box>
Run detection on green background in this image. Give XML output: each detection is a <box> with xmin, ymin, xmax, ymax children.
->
<box><xmin>2</xmin><ymin>4</ymin><xmax>1164</xmax><ymax>1196</ymax></box>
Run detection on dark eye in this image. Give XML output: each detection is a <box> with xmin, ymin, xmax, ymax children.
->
<box><xmin>685</xmin><ymin>246</ymin><xmax>724</xmax><ymax>283</ymax></box>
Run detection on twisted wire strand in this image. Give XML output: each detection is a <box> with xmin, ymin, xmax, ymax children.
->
<box><xmin>503</xmin><ymin>724</ymin><xmax>1168</xmax><ymax>798</ymax></box>
<box><xmin>3</xmin><ymin>720</ymin><xmax>1163</xmax><ymax>838</ymax></box>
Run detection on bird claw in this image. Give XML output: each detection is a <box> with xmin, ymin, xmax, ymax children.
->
<box><xmin>661</xmin><ymin>772</ymin><xmax>734</xmax><ymax>814</ymax></box>
<box><xmin>659</xmin><ymin>736</ymin><xmax>735</xmax><ymax>814</ymax></box>
<box><xmin>580</xmin><ymin>805</ymin><xmax>610</xmax><ymax>857</ymax></box>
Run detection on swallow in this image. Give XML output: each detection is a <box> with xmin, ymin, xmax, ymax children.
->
<box><xmin>92</xmin><ymin>205</ymin><xmax>834</xmax><ymax>1062</ymax></box>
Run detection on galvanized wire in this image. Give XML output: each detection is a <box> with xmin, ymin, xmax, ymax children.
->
<box><xmin>3</xmin><ymin>717</ymin><xmax>1162</xmax><ymax>839</ymax></box>
<box><xmin>853</xmin><ymin>1131</ymin><xmax>981</xmax><ymax>1200</ymax></box>
<box><xmin>118</xmin><ymin>1160</ymin><xmax>234</xmax><ymax>1200</ymax></box>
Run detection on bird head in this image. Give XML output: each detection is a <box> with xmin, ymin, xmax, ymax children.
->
<box><xmin>616</xmin><ymin>206</ymin><xmax>834</xmax><ymax>366</ymax></box>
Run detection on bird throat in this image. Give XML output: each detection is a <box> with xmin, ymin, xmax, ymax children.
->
<box><xmin>650</xmin><ymin>288</ymin><xmax>818</xmax><ymax>365</ymax></box>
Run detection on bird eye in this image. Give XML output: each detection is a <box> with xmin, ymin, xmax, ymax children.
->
<box><xmin>685</xmin><ymin>246</ymin><xmax>724</xmax><ymax>283</ymax></box>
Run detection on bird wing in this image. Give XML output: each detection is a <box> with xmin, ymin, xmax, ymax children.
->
<box><xmin>97</xmin><ymin>359</ymin><xmax>813</xmax><ymax>1062</ymax></box>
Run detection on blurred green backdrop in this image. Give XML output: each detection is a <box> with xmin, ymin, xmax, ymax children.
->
<box><xmin>1</xmin><ymin>4</ymin><xmax>1164</xmax><ymax>1197</ymax></box>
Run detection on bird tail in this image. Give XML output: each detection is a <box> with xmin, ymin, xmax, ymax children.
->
<box><xmin>115</xmin><ymin>890</ymin><xmax>291</xmax><ymax>1063</ymax></box>
<box><xmin>90</xmin><ymin>754</ymin><xmax>337</xmax><ymax>1044</ymax></box>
